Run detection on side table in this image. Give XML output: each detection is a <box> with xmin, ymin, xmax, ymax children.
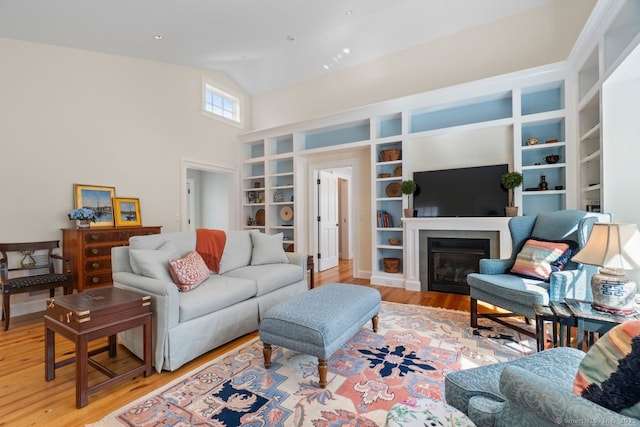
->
<box><xmin>534</xmin><ymin>299</ymin><xmax>640</xmax><ymax>352</ymax></box>
<box><xmin>564</xmin><ymin>298</ymin><xmax>640</xmax><ymax>350</ymax></box>
<box><xmin>44</xmin><ymin>287</ymin><xmax>153</xmax><ymax>408</ymax></box>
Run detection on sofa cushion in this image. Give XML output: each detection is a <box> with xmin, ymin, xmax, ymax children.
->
<box><xmin>218</xmin><ymin>230</ymin><xmax>254</xmax><ymax>274</ymax></box>
<box><xmin>178</xmin><ymin>275</ymin><xmax>257</xmax><ymax>322</ymax></box>
<box><xmin>250</xmin><ymin>232</ymin><xmax>289</xmax><ymax>266</ymax></box>
<box><xmin>574</xmin><ymin>320</ymin><xmax>640</xmax><ymax>418</ymax></box>
<box><xmin>129</xmin><ymin>241</ymin><xmax>178</xmax><ymax>282</ymax></box>
<box><xmin>225</xmin><ymin>263</ymin><xmax>303</xmax><ymax>296</ymax></box>
<box><xmin>168</xmin><ymin>251</ymin><xmax>210</xmax><ymax>291</ymax></box>
<box><xmin>511</xmin><ymin>238</ymin><xmax>575</xmax><ymax>281</ymax></box>
<box><xmin>130</xmin><ymin>231</ymin><xmax>196</xmax><ymax>256</ymax></box>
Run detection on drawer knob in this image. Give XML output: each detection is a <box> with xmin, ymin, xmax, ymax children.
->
<box><xmin>91</xmin><ymin>235</ymin><xmax>99</xmax><ymax>241</ymax></box>
<box><xmin>92</xmin><ymin>262</ymin><xmax>100</xmax><ymax>269</ymax></box>
<box><xmin>91</xmin><ymin>248</ymin><xmax>99</xmax><ymax>255</ymax></box>
<box><xmin>92</xmin><ymin>277</ymin><xmax>100</xmax><ymax>284</ymax></box>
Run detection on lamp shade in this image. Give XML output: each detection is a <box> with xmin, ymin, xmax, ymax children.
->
<box><xmin>572</xmin><ymin>223</ymin><xmax>640</xmax><ymax>270</ymax></box>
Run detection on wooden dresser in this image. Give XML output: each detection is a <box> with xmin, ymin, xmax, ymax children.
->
<box><xmin>62</xmin><ymin>226</ymin><xmax>162</xmax><ymax>292</ymax></box>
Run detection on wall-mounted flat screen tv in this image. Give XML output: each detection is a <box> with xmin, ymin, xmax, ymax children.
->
<box><xmin>413</xmin><ymin>164</ymin><xmax>508</xmax><ymax>217</ymax></box>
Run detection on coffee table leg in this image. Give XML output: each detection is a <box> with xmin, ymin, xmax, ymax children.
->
<box><xmin>372</xmin><ymin>314</ymin><xmax>379</xmax><ymax>333</ymax></box>
<box><xmin>318</xmin><ymin>359</ymin><xmax>327</xmax><ymax>388</ymax></box>
<box><xmin>263</xmin><ymin>343</ymin><xmax>272</xmax><ymax>368</ymax></box>
<box><xmin>45</xmin><ymin>325</ymin><xmax>55</xmax><ymax>381</ymax></box>
<box><xmin>76</xmin><ymin>335</ymin><xmax>89</xmax><ymax>408</ymax></box>
<box><xmin>108</xmin><ymin>334</ymin><xmax>117</xmax><ymax>357</ymax></box>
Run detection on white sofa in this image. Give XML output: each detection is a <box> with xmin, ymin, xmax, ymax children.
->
<box><xmin>111</xmin><ymin>230</ymin><xmax>308</xmax><ymax>372</ymax></box>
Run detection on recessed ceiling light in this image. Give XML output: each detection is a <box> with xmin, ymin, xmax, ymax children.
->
<box><xmin>343</xmin><ymin>48</ymin><xmax>351</xmax><ymax>55</ymax></box>
<box><xmin>345</xmin><ymin>10</ymin><xmax>353</xmax><ymax>16</ymax></box>
<box><xmin>153</xmin><ymin>35</ymin><xmax>164</xmax><ymax>40</ymax></box>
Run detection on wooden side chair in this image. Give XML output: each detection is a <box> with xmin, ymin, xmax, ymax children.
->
<box><xmin>0</xmin><ymin>241</ymin><xmax>73</xmax><ymax>331</ymax></box>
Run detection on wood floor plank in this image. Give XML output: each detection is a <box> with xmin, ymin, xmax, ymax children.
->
<box><xmin>0</xmin><ymin>259</ymin><xmax>475</xmax><ymax>426</ymax></box>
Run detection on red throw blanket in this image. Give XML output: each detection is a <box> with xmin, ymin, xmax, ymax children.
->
<box><xmin>195</xmin><ymin>229</ymin><xmax>227</xmax><ymax>273</ymax></box>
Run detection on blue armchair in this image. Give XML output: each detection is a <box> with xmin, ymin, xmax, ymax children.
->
<box><xmin>467</xmin><ymin>209</ymin><xmax>611</xmax><ymax>336</ymax></box>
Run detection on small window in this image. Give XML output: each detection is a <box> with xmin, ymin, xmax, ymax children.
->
<box><xmin>201</xmin><ymin>77</ymin><xmax>243</xmax><ymax>127</ymax></box>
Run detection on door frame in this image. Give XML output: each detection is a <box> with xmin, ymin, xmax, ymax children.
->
<box><xmin>308</xmin><ymin>158</ymin><xmax>358</xmax><ymax>278</ymax></box>
<box><xmin>181</xmin><ymin>159</ymin><xmax>238</xmax><ymax>231</ymax></box>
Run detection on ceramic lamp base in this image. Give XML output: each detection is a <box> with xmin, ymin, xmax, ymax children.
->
<box><xmin>590</xmin><ymin>268</ymin><xmax>637</xmax><ymax>314</ymax></box>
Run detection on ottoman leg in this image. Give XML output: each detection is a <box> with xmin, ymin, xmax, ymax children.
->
<box><xmin>318</xmin><ymin>359</ymin><xmax>328</xmax><ymax>388</ymax></box>
<box><xmin>263</xmin><ymin>343</ymin><xmax>272</xmax><ymax>368</ymax></box>
<box><xmin>372</xmin><ymin>314</ymin><xmax>379</xmax><ymax>332</ymax></box>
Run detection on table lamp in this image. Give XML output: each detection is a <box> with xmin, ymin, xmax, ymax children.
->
<box><xmin>572</xmin><ymin>222</ymin><xmax>640</xmax><ymax>315</ymax></box>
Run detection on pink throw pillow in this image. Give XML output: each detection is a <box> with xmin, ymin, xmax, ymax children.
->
<box><xmin>168</xmin><ymin>251</ymin><xmax>210</xmax><ymax>291</ymax></box>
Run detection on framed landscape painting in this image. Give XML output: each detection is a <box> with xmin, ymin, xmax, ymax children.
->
<box><xmin>73</xmin><ymin>184</ymin><xmax>116</xmax><ymax>227</ymax></box>
<box><xmin>114</xmin><ymin>197</ymin><xmax>142</xmax><ymax>227</ymax></box>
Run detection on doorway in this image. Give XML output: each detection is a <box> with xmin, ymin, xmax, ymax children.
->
<box><xmin>311</xmin><ymin>162</ymin><xmax>354</xmax><ymax>273</ymax></box>
<box><xmin>181</xmin><ymin>160</ymin><xmax>238</xmax><ymax>231</ymax></box>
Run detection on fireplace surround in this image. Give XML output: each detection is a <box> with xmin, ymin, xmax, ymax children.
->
<box><xmin>403</xmin><ymin>217</ymin><xmax>511</xmax><ymax>292</ymax></box>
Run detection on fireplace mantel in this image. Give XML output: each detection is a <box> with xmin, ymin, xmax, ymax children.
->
<box><xmin>402</xmin><ymin>217</ymin><xmax>511</xmax><ymax>291</ymax></box>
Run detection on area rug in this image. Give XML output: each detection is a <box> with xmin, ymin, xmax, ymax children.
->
<box><xmin>90</xmin><ymin>302</ymin><xmax>535</xmax><ymax>427</ymax></box>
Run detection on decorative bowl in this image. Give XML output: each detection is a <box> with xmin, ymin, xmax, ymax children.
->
<box><xmin>526</xmin><ymin>137</ymin><xmax>539</xmax><ymax>146</ymax></box>
<box><xmin>378</xmin><ymin>173</ymin><xmax>391</xmax><ymax>178</ymax></box>
<box><xmin>545</xmin><ymin>154</ymin><xmax>560</xmax><ymax>164</ymax></box>
<box><xmin>388</xmin><ymin>238</ymin><xmax>401</xmax><ymax>246</ymax></box>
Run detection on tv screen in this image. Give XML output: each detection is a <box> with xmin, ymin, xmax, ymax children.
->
<box><xmin>413</xmin><ymin>164</ymin><xmax>508</xmax><ymax>217</ymax></box>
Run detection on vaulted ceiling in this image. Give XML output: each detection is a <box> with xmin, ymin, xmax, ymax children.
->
<box><xmin>0</xmin><ymin>0</ymin><xmax>562</xmax><ymax>95</ymax></box>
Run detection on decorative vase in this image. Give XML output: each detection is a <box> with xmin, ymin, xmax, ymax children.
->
<box><xmin>505</xmin><ymin>206</ymin><xmax>518</xmax><ymax>217</ymax></box>
<box><xmin>404</xmin><ymin>208</ymin><xmax>415</xmax><ymax>218</ymax></box>
<box><xmin>76</xmin><ymin>219</ymin><xmax>91</xmax><ymax>229</ymax></box>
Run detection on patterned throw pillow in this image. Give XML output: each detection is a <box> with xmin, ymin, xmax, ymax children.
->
<box><xmin>510</xmin><ymin>238</ymin><xmax>576</xmax><ymax>281</ymax></box>
<box><xmin>574</xmin><ymin>320</ymin><xmax>640</xmax><ymax>418</ymax></box>
<box><xmin>168</xmin><ymin>251</ymin><xmax>210</xmax><ymax>291</ymax></box>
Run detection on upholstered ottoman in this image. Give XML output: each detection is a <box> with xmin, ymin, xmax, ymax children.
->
<box><xmin>259</xmin><ymin>283</ymin><xmax>381</xmax><ymax>388</ymax></box>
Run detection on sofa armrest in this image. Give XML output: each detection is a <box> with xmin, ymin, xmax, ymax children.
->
<box><xmin>479</xmin><ymin>258</ymin><xmax>513</xmax><ymax>275</ymax></box>
<box><xmin>499</xmin><ymin>365</ymin><xmax>635</xmax><ymax>426</ymax></box>
<box><xmin>113</xmin><ymin>271</ymin><xmax>179</xmax><ymax>372</ymax></box>
<box><xmin>286</xmin><ymin>252</ymin><xmax>308</xmax><ymax>281</ymax></box>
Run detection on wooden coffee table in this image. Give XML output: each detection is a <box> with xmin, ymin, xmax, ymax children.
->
<box><xmin>44</xmin><ymin>287</ymin><xmax>152</xmax><ymax>408</ymax></box>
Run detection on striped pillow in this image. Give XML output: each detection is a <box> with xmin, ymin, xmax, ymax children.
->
<box><xmin>574</xmin><ymin>320</ymin><xmax>640</xmax><ymax>418</ymax></box>
<box><xmin>510</xmin><ymin>238</ymin><xmax>573</xmax><ymax>280</ymax></box>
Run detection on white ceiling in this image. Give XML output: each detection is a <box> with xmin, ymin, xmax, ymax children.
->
<box><xmin>0</xmin><ymin>0</ymin><xmax>555</xmax><ymax>95</ymax></box>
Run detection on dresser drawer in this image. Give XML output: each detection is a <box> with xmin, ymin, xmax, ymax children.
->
<box><xmin>84</xmin><ymin>259</ymin><xmax>111</xmax><ymax>272</ymax></box>
<box><xmin>84</xmin><ymin>246</ymin><xmax>115</xmax><ymax>258</ymax></box>
<box><xmin>84</xmin><ymin>231</ymin><xmax>127</xmax><ymax>244</ymax></box>
<box><xmin>83</xmin><ymin>271</ymin><xmax>113</xmax><ymax>288</ymax></box>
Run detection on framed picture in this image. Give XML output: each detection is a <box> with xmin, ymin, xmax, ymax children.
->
<box><xmin>73</xmin><ymin>184</ymin><xmax>116</xmax><ymax>227</ymax></box>
<box><xmin>114</xmin><ymin>197</ymin><xmax>142</xmax><ymax>227</ymax></box>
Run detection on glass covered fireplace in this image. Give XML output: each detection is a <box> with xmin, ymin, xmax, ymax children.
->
<box><xmin>427</xmin><ymin>237</ymin><xmax>490</xmax><ymax>294</ymax></box>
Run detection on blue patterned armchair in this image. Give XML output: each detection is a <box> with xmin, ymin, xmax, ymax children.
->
<box><xmin>445</xmin><ymin>347</ymin><xmax>638</xmax><ymax>426</ymax></box>
<box><xmin>467</xmin><ymin>209</ymin><xmax>611</xmax><ymax>336</ymax></box>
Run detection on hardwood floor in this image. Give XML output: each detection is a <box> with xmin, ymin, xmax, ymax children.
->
<box><xmin>0</xmin><ymin>259</ymin><xmax>473</xmax><ymax>426</ymax></box>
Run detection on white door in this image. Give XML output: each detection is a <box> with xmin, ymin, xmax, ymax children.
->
<box><xmin>318</xmin><ymin>171</ymin><xmax>339</xmax><ymax>271</ymax></box>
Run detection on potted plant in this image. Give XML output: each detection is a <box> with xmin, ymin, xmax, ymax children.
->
<box><xmin>401</xmin><ymin>180</ymin><xmax>417</xmax><ymax>218</ymax></box>
<box><xmin>501</xmin><ymin>171</ymin><xmax>523</xmax><ymax>217</ymax></box>
<box><xmin>68</xmin><ymin>208</ymin><xmax>97</xmax><ymax>229</ymax></box>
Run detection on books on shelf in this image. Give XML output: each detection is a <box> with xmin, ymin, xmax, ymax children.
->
<box><xmin>376</xmin><ymin>210</ymin><xmax>393</xmax><ymax>228</ymax></box>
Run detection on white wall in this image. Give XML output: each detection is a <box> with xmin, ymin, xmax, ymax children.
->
<box><xmin>250</xmin><ymin>0</ymin><xmax>595</xmax><ymax>130</ymax></box>
<box><xmin>201</xmin><ymin>172</ymin><xmax>231</xmax><ymax>229</ymax></box>
<box><xmin>602</xmin><ymin>47</ymin><xmax>640</xmax><ymax>226</ymax></box>
<box><xmin>602</xmin><ymin>44</ymin><xmax>640</xmax><ymax>283</ymax></box>
<box><xmin>0</xmin><ymin>37</ymin><xmax>246</xmax><ymax>243</ymax></box>
<box><xmin>0</xmin><ymin>37</ymin><xmax>246</xmax><ymax>316</ymax></box>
